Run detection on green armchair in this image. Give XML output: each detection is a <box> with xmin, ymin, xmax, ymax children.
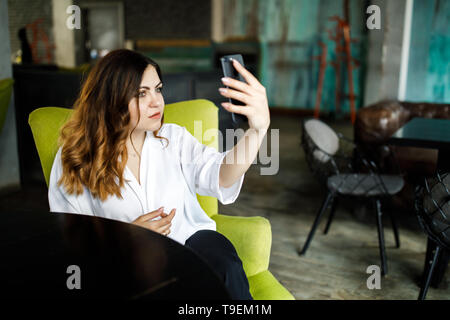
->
<box><xmin>28</xmin><ymin>99</ymin><xmax>294</xmax><ymax>300</ymax></box>
<box><xmin>0</xmin><ymin>78</ymin><xmax>14</xmax><ymax>135</ymax></box>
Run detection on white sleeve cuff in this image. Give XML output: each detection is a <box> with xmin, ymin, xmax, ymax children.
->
<box><xmin>212</xmin><ymin>150</ymin><xmax>245</xmax><ymax>205</ymax></box>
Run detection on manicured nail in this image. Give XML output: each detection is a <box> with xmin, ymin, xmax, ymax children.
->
<box><xmin>221</xmin><ymin>77</ymin><xmax>230</xmax><ymax>83</ymax></box>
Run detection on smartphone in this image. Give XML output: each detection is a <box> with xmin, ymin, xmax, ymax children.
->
<box><xmin>220</xmin><ymin>54</ymin><xmax>248</xmax><ymax>124</ymax></box>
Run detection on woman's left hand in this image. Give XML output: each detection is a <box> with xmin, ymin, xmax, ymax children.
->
<box><xmin>219</xmin><ymin>59</ymin><xmax>270</xmax><ymax>132</ymax></box>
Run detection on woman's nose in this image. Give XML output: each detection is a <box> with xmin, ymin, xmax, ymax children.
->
<box><xmin>146</xmin><ymin>94</ymin><xmax>161</xmax><ymax>108</ymax></box>
<box><xmin>148</xmin><ymin>100</ymin><xmax>161</xmax><ymax>109</ymax></box>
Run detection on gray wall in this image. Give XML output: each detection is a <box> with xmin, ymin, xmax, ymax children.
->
<box><xmin>7</xmin><ymin>0</ymin><xmax>54</xmax><ymax>63</ymax></box>
<box><xmin>8</xmin><ymin>0</ymin><xmax>211</xmax><ymax>66</ymax></box>
<box><xmin>0</xmin><ymin>0</ymin><xmax>20</xmax><ymax>191</ymax></box>
<box><xmin>76</xmin><ymin>0</ymin><xmax>211</xmax><ymax>40</ymax></box>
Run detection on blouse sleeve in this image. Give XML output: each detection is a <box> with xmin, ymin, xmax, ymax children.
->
<box><xmin>48</xmin><ymin>148</ymin><xmax>87</xmax><ymax>215</ymax></box>
<box><xmin>178</xmin><ymin>126</ymin><xmax>245</xmax><ymax>205</ymax></box>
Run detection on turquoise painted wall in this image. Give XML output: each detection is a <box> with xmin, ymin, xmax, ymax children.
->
<box><xmin>406</xmin><ymin>0</ymin><xmax>450</xmax><ymax>103</ymax></box>
<box><xmin>222</xmin><ymin>0</ymin><xmax>368</xmax><ymax>113</ymax></box>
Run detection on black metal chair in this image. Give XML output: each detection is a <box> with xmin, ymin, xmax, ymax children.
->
<box><xmin>298</xmin><ymin>118</ymin><xmax>405</xmax><ymax>275</ymax></box>
<box><xmin>414</xmin><ymin>172</ymin><xmax>450</xmax><ymax>300</ymax></box>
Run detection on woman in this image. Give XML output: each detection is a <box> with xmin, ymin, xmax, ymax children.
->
<box><xmin>48</xmin><ymin>49</ymin><xmax>270</xmax><ymax>300</ymax></box>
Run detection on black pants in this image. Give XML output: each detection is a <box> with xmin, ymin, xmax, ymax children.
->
<box><xmin>185</xmin><ymin>230</ymin><xmax>253</xmax><ymax>300</ymax></box>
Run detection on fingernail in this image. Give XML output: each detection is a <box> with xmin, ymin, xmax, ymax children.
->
<box><xmin>219</xmin><ymin>88</ymin><xmax>226</xmax><ymax>93</ymax></box>
<box><xmin>159</xmin><ymin>207</ymin><xmax>164</xmax><ymax>211</ymax></box>
<box><xmin>221</xmin><ymin>77</ymin><xmax>229</xmax><ymax>83</ymax></box>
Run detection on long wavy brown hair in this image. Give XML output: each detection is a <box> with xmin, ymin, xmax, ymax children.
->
<box><xmin>57</xmin><ymin>49</ymin><xmax>168</xmax><ymax>201</ymax></box>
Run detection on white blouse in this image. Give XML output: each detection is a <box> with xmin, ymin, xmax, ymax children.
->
<box><xmin>48</xmin><ymin>123</ymin><xmax>245</xmax><ymax>245</ymax></box>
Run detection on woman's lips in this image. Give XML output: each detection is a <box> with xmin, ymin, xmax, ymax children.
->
<box><xmin>149</xmin><ymin>112</ymin><xmax>161</xmax><ymax>119</ymax></box>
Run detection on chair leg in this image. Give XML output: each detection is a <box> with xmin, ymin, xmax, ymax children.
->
<box><xmin>429</xmin><ymin>244</ymin><xmax>450</xmax><ymax>288</ymax></box>
<box><xmin>375</xmin><ymin>199</ymin><xmax>388</xmax><ymax>276</ymax></box>
<box><xmin>418</xmin><ymin>244</ymin><xmax>441</xmax><ymax>300</ymax></box>
<box><xmin>387</xmin><ymin>210</ymin><xmax>400</xmax><ymax>248</ymax></box>
<box><xmin>323</xmin><ymin>197</ymin><xmax>338</xmax><ymax>235</ymax></box>
<box><xmin>299</xmin><ymin>192</ymin><xmax>334</xmax><ymax>256</ymax></box>
<box><xmin>420</xmin><ymin>239</ymin><xmax>436</xmax><ymax>287</ymax></box>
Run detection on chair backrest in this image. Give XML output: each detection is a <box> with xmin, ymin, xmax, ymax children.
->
<box><xmin>0</xmin><ymin>78</ymin><xmax>14</xmax><ymax>134</ymax></box>
<box><xmin>416</xmin><ymin>172</ymin><xmax>450</xmax><ymax>250</ymax></box>
<box><xmin>304</xmin><ymin>119</ymin><xmax>339</xmax><ymax>163</ymax></box>
<box><xmin>301</xmin><ymin>118</ymin><xmax>340</xmax><ymax>185</ymax></box>
<box><xmin>28</xmin><ymin>99</ymin><xmax>219</xmax><ymax>217</ymax></box>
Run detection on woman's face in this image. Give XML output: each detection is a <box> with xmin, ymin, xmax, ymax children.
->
<box><xmin>128</xmin><ymin>65</ymin><xmax>165</xmax><ymax>133</ymax></box>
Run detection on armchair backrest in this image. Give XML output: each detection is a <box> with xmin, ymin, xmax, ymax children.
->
<box><xmin>28</xmin><ymin>99</ymin><xmax>219</xmax><ymax>217</ymax></box>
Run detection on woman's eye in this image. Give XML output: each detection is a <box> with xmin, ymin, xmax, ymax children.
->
<box><xmin>138</xmin><ymin>87</ymin><xmax>162</xmax><ymax>97</ymax></box>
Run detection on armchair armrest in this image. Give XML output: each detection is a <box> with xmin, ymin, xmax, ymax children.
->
<box><xmin>212</xmin><ymin>214</ymin><xmax>271</xmax><ymax>278</ymax></box>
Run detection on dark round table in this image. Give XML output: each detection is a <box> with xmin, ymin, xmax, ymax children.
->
<box><xmin>0</xmin><ymin>210</ymin><xmax>231</xmax><ymax>299</ymax></box>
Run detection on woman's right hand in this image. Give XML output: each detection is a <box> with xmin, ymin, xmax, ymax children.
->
<box><xmin>132</xmin><ymin>207</ymin><xmax>176</xmax><ymax>236</ymax></box>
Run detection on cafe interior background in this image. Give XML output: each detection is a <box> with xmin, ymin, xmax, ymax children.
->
<box><xmin>0</xmin><ymin>0</ymin><xmax>449</xmax><ymax>299</ymax></box>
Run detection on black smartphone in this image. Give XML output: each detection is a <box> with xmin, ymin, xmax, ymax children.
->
<box><xmin>220</xmin><ymin>54</ymin><xmax>248</xmax><ymax>124</ymax></box>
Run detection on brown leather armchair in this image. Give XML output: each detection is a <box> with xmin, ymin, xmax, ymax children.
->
<box><xmin>355</xmin><ymin>100</ymin><xmax>450</xmax><ymax>176</ymax></box>
<box><xmin>355</xmin><ymin>100</ymin><xmax>450</xmax><ymax>209</ymax></box>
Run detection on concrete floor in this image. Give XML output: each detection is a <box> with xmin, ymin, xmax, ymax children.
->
<box><xmin>219</xmin><ymin>113</ymin><xmax>450</xmax><ymax>300</ymax></box>
<box><xmin>1</xmin><ymin>113</ymin><xmax>449</xmax><ymax>300</ymax></box>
